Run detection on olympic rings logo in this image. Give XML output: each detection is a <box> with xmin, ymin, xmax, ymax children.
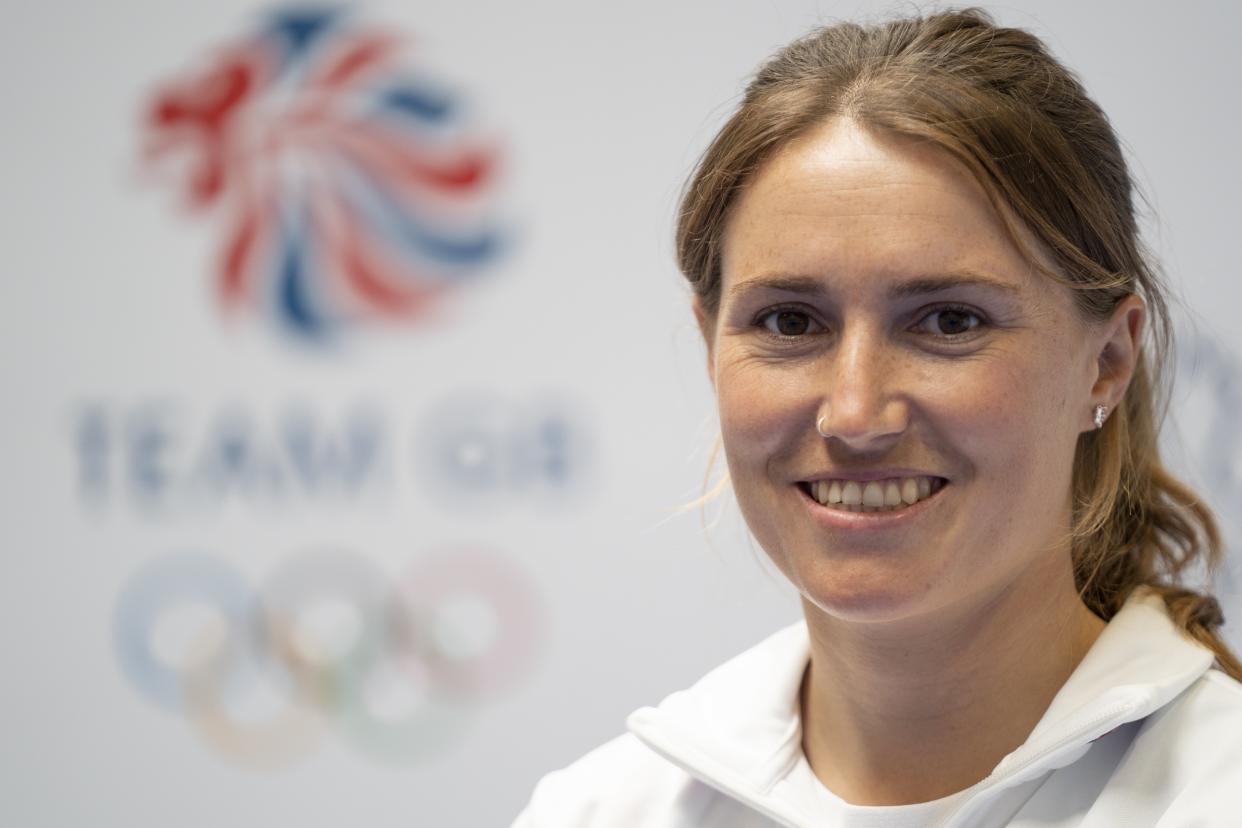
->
<box><xmin>112</xmin><ymin>546</ymin><xmax>544</xmax><ymax>767</ymax></box>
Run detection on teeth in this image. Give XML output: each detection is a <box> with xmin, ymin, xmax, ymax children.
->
<box><xmin>862</xmin><ymin>481</ymin><xmax>885</xmax><ymax>508</ymax></box>
<box><xmin>806</xmin><ymin>475</ymin><xmax>944</xmax><ymax>512</ymax></box>
<box><xmin>901</xmin><ymin>477</ymin><xmax>919</xmax><ymax>505</ymax></box>
<box><xmin>841</xmin><ymin>481</ymin><xmax>862</xmax><ymax>506</ymax></box>
<box><xmin>884</xmin><ymin>481</ymin><xmax>901</xmax><ymax>507</ymax></box>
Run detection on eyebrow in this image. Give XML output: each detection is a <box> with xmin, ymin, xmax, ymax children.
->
<box><xmin>727</xmin><ymin>272</ymin><xmax>1022</xmax><ymax>303</ymax></box>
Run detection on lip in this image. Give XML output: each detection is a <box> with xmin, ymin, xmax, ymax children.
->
<box><xmin>798</xmin><ymin>469</ymin><xmax>947</xmax><ymax>483</ymax></box>
<box><xmin>796</xmin><ymin>478</ymin><xmax>949</xmax><ymax>530</ymax></box>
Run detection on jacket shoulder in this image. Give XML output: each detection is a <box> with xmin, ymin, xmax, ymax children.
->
<box><xmin>1141</xmin><ymin>667</ymin><xmax>1242</xmax><ymax>764</ymax></box>
<box><xmin>1092</xmin><ymin>668</ymin><xmax>1242</xmax><ymax>820</ymax></box>
<box><xmin>1201</xmin><ymin>666</ymin><xmax>1242</xmax><ymax>702</ymax></box>
<box><xmin>510</xmin><ymin>732</ymin><xmax>713</xmax><ymax>828</ymax></box>
<box><xmin>1166</xmin><ymin>667</ymin><xmax>1242</xmax><ymax>734</ymax></box>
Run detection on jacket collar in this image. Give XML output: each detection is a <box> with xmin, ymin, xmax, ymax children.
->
<box><xmin>626</xmin><ymin>589</ymin><xmax>1215</xmax><ymax>818</ymax></box>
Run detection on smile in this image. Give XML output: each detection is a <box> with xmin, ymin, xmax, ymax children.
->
<box><xmin>796</xmin><ymin>476</ymin><xmax>948</xmax><ymax>513</ymax></box>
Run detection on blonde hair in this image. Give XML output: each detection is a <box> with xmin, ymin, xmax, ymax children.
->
<box><xmin>676</xmin><ymin>7</ymin><xmax>1239</xmax><ymax>678</ymax></box>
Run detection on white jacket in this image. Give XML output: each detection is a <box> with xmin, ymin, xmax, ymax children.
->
<box><xmin>512</xmin><ymin>590</ymin><xmax>1242</xmax><ymax>826</ymax></box>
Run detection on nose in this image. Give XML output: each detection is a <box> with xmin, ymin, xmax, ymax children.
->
<box><xmin>814</xmin><ymin>326</ymin><xmax>909</xmax><ymax>452</ymax></box>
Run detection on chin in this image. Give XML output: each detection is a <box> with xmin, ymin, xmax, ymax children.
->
<box><xmin>794</xmin><ymin>570</ymin><xmax>940</xmax><ymax>625</ymax></box>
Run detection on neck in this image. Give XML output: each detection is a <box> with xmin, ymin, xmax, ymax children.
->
<box><xmin>799</xmin><ymin>567</ymin><xmax>1105</xmax><ymax>805</ymax></box>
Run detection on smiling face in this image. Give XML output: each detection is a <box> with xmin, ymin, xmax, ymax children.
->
<box><xmin>699</xmin><ymin>118</ymin><xmax>1108</xmax><ymax>626</ymax></box>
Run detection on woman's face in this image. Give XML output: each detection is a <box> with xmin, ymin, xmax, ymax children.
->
<box><xmin>700</xmin><ymin>118</ymin><xmax>1120</xmax><ymax>625</ymax></box>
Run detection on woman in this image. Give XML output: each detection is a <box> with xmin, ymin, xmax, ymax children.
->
<box><xmin>513</xmin><ymin>8</ymin><xmax>1242</xmax><ymax>826</ymax></box>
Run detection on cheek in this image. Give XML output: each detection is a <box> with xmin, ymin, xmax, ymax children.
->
<box><xmin>715</xmin><ymin>359</ymin><xmax>812</xmax><ymax>460</ymax></box>
<box><xmin>932</xmin><ymin>352</ymin><xmax>1080</xmax><ymax>523</ymax></box>
<box><xmin>993</xmin><ymin>351</ymin><xmax>1079</xmax><ymax>455</ymax></box>
<box><xmin>911</xmin><ymin>348</ymin><xmax>1080</xmax><ymax>480</ymax></box>
<box><xmin>714</xmin><ymin>339</ymin><xmax>1083</xmax><ymax>491</ymax></box>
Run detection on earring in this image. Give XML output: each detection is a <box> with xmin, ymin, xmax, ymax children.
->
<box><xmin>1093</xmin><ymin>404</ymin><xmax>1108</xmax><ymax>430</ymax></box>
<box><xmin>816</xmin><ymin>413</ymin><xmax>831</xmax><ymax>438</ymax></box>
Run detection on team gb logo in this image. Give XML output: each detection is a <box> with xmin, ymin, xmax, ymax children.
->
<box><xmin>142</xmin><ymin>8</ymin><xmax>506</xmax><ymax>341</ymax></box>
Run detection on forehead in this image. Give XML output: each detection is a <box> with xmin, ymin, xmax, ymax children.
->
<box><xmin>720</xmin><ymin>118</ymin><xmax>1057</xmax><ymax>305</ymax></box>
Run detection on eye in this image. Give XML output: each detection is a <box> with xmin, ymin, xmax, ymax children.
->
<box><xmin>757</xmin><ymin>307</ymin><xmax>822</xmax><ymax>338</ymax></box>
<box><xmin>914</xmin><ymin>305</ymin><xmax>984</xmax><ymax>338</ymax></box>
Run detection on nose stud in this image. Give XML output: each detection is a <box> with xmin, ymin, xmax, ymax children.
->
<box><xmin>1093</xmin><ymin>404</ymin><xmax>1108</xmax><ymax>430</ymax></box>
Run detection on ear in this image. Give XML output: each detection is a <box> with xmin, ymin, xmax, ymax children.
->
<box><xmin>692</xmin><ymin>294</ymin><xmax>717</xmax><ymax>390</ymax></box>
<box><xmin>1087</xmin><ymin>293</ymin><xmax>1145</xmax><ymax>430</ymax></box>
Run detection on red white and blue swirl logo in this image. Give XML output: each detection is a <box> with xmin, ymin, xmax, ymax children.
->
<box><xmin>142</xmin><ymin>8</ymin><xmax>506</xmax><ymax>340</ymax></box>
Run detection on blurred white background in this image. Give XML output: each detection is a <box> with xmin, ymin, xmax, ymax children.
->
<box><xmin>1</xmin><ymin>1</ymin><xmax>1239</xmax><ymax>825</ymax></box>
